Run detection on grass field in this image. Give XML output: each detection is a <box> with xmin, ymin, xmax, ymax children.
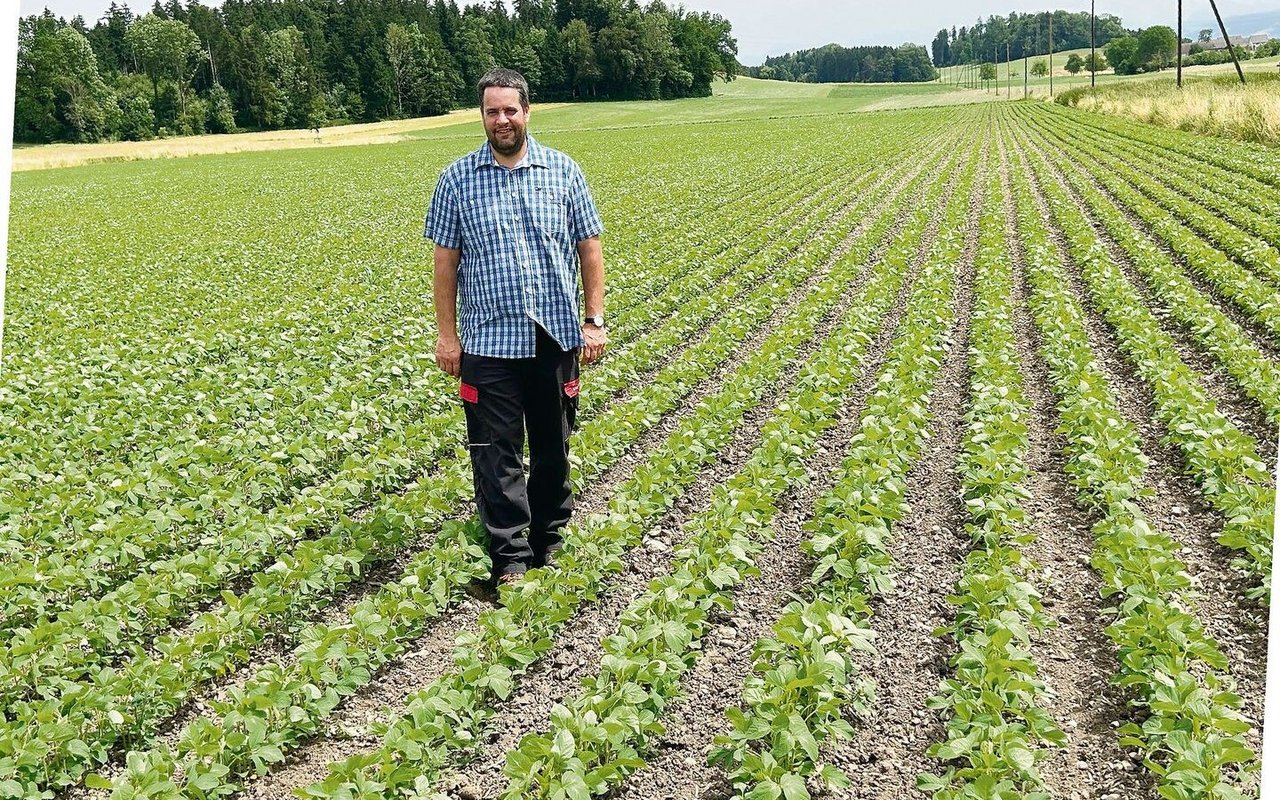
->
<box><xmin>1</xmin><ymin>80</ymin><xmax>1277</xmax><ymax>800</ymax></box>
<box><xmin>939</xmin><ymin>46</ymin><xmax>1280</xmax><ymax>97</ymax></box>
<box><xmin>8</xmin><ymin>77</ymin><xmax>973</xmax><ymax>170</ymax></box>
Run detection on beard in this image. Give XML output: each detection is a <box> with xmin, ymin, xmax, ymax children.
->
<box><xmin>487</xmin><ymin>123</ymin><xmax>527</xmax><ymax>156</ymax></box>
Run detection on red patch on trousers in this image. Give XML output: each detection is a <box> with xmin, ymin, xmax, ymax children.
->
<box><xmin>459</xmin><ymin>382</ymin><xmax>479</xmax><ymax>404</ymax></box>
<box><xmin>564</xmin><ymin>378</ymin><xmax>580</xmax><ymax>398</ymax></box>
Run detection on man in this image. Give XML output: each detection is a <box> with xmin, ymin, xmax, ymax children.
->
<box><xmin>425</xmin><ymin>68</ymin><xmax>607</xmax><ymax>591</ymax></box>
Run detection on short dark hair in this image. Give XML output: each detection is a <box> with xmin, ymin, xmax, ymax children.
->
<box><xmin>477</xmin><ymin>68</ymin><xmax>530</xmax><ymax>109</ymax></box>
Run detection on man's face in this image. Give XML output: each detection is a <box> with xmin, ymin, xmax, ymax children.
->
<box><xmin>482</xmin><ymin>87</ymin><xmax>529</xmax><ymax>157</ymax></box>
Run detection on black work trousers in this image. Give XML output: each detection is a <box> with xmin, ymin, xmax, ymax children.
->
<box><xmin>459</xmin><ymin>326</ymin><xmax>579</xmax><ymax>577</ymax></box>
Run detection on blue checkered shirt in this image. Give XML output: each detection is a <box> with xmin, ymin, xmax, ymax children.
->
<box><xmin>424</xmin><ymin>135</ymin><xmax>605</xmax><ymax>358</ymax></box>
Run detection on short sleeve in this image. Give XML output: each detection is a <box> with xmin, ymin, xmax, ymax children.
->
<box><xmin>424</xmin><ymin>171</ymin><xmax>462</xmax><ymax>249</ymax></box>
<box><xmin>567</xmin><ymin>163</ymin><xmax>605</xmax><ymax>242</ymax></box>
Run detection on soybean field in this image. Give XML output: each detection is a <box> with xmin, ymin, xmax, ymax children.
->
<box><xmin>2</xmin><ymin>96</ymin><xmax>1276</xmax><ymax>800</ymax></box>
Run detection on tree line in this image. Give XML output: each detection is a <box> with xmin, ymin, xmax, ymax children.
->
<box><xmin>931</xmin><ymin>10</ymin><xmax>1128</xmax><ymax>67</ymax></box>
<box><xmin>745</xmin><ymin>43</ymin><xmax>938</xmax><ymax>84</ymax></box>
<box><xmin>16</xmin><ymin>0</ymin><xmax>739</xmax><ymax>144</ymax></box>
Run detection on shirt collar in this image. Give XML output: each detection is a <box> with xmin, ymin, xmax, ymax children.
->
<box><xmin>473</xmin><ymin>134</ymin><xmax>549</xmax><ymax>171</ymax></box>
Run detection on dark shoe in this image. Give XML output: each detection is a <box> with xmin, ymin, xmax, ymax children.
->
<box><xmin>464</xmin><ymin>578</ymin><xmax>498</xmax><ymax>604</ymax></box>
<box><xmin>543</xmin><ymin>546</ymin><xmax>563</xmax><ymax>569</ymax></box>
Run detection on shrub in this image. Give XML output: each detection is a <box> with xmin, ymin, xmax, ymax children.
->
<box><xmin>1056</xmin><ymin>86</ymin><xmax>1089</xmax><ymax>106</ymax></box>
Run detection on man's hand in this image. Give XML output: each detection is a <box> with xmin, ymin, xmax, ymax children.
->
<box><xmin>582</xmin><ymin>324</ymin><xmax>607</xmax><ymax>365</ymax></box>
<box><xmin>436</xmin><ymin>334</ymin><xmax>462</xmax><ymax>377</ymax></box>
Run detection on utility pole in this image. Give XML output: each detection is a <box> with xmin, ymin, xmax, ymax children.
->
<box><xmin>1090</xmin><ymin>0</ymin><xmax>1096</xmax><ymax>88</ymax></box>
<box><xmin>1208</xmin><ymin>0</ymin><xmax>1245</xmax><ymax>85</ymax></box>
<box><xmin>1024</xmin><ymin>44</ymin><xmax>1029</xmax><ymax>99</ymax></box>
<box><xmin>1007</xmin><ymin>40</ymin><xmax>1011</xmax><ymax>97</ymax></box>
<box><xmin>1048</xmin><ymin>11</ymin><xmax>1054</xmax><ymax>97</ymax></box>
<box><xmin>1177</xmin><ymin>0</ymin><xmax>1183</xmax><ymax>88</ymax></box>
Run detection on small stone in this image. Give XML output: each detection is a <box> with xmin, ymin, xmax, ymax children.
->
<box><xmin>458</xmin><ymin>785</ymin><xmax>483</xmax><ymax>800</ymax></box>
<box><xmin>1170</xmin><ymin>505</ymin><xmax>1186</xmax><ymax>515</ymax></box>
<box><xmin>1076</xmin><ymin>760</ymin><xmax>1089</xmax><ymax>770</ymax></box>
<box><xmin>1102</xmin><ymin>793</ymin><xmax>1121</xmax><ymax>800</ymax></box>
<box><xmin>645</xmin><ymin>539</ymin><xmax>669</xmax><ymax>553</ymax></box>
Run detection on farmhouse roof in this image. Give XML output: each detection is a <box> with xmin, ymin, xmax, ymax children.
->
<box><xmin>1181</xmin><ymin>33</ymin><xmax>1271</xmax><ymax>54</ymax></box>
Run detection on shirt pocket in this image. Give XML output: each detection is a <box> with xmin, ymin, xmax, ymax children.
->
<box><xmin>462</xmin><ymin>197</ymin><xmax>502</xmax><ymax>244</ymax></box>
<box><xmin>531</xmin><ymin>185</ymin><xmax>570</xmax><ymax>240</ymax></box>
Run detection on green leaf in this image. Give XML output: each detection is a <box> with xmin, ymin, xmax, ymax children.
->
<box><xmin>779</xmin><ymin>773</ymin><xmax>810</xmax><ymax>800</ymax></box>
<box><xmin>552</xmin><ymin>728</ymin><xmax>576</xmax><ymax>760</ymax></box>
<box><xmin>788</xmin><ymin>712</ymin><xmax>819</xmax><ymax>762</ymax></box>
<box><xmin>1006</xmin><ymin>745</ymin><xmax>1036</xmax><ymax>772</ymax></box>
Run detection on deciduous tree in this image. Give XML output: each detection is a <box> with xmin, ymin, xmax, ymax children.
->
<box><xmin>1136</xmin><ymin>25</ymin><xmax>1178</xmax><ymax>70</ymax></box>
<box><xmin>1105</xmin><ymin>35</ymin><xmax>1138</xmax><ymax>74</ymax></box>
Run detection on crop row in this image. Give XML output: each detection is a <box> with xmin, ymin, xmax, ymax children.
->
<box><xmin>1011</xmin><ymin>110</ymin><xmax>1280</xmax><ymax>347</ymax></box>
<box><xmin>918</xmin><ymin>155</ymin><xmax>1064</xmax><ymax>800</ymax></box>
<box><xmin>1055</xmin><ymin>105</ymin><xmax>1280</xmax><ymax>191</ymax></box>
<box><xmin>1050</xmin><ymin>109</ymin><xmax>1280</xmax><ymax>250</ymax></box>
<box><xmin>709</xmin><ymin>139</ymin><xmax>976</xmax><ymax>800</ymax></box>
<box><xmin>1002</xmin><ymin>120</ymin><xmax>1258</xmax><ymax>800</ymax></box>
<box><xmin>1013</xmin><ymin>118</ymin><xmax>1275</xmax><ymax>601</ymax></box>
<box><xmin>1026</xmin><ymin>108</ymin><xmax>1280</xmax><ymax>289</ymax></box>
<box><xmin>1023</xmin><ymin>111</ymin><xmax>1280</xmax><ymax>427</ymax></box>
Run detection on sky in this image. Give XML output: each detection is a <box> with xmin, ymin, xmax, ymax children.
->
<box><xmin>16</xmin><ymin>0</ymin><xmax>1280</xmax><ymax>65</ymax></box>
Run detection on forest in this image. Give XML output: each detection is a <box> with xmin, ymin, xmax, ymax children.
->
<box><xmin>15</xmin><ymin>0</ymin><xmax>739</xmax><ymax>143</ymax></box>
<box><xmin>930</xmin><ymin>10</ymin><xmax>1128</xmax><ymax>66</ymax></box>
<box><xmin>747</xmin><ymin>43</ymin><xmax>938</xmax><ymax>84</ymax></box>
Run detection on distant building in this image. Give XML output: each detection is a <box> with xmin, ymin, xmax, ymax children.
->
<box><xmin>1182</xmin><ymin>33</ymin><xmax>1271</xmax><ymax>54</ymax></box>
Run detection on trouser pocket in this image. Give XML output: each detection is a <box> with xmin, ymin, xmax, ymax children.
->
<box><xmin>460</xmin><ymin>353</ymin><xmax>533</xmax><ymax>573</ymax></box>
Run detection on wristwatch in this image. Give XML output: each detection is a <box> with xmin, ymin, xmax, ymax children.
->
<box><xmin>584</xmin><ymin>315</ymin><xmax>606</xmax><ymax>328</ymax></box>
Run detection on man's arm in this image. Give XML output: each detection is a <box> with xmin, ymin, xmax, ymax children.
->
<box><xmin>434</xmin><ymin>244</ymin><xmax>463</xmax><ymax>377</ymax></box>
<box><xmin>577</xmin><ymin>235</ymin><xmax>606</xmax><ymax>365</ymax></box>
